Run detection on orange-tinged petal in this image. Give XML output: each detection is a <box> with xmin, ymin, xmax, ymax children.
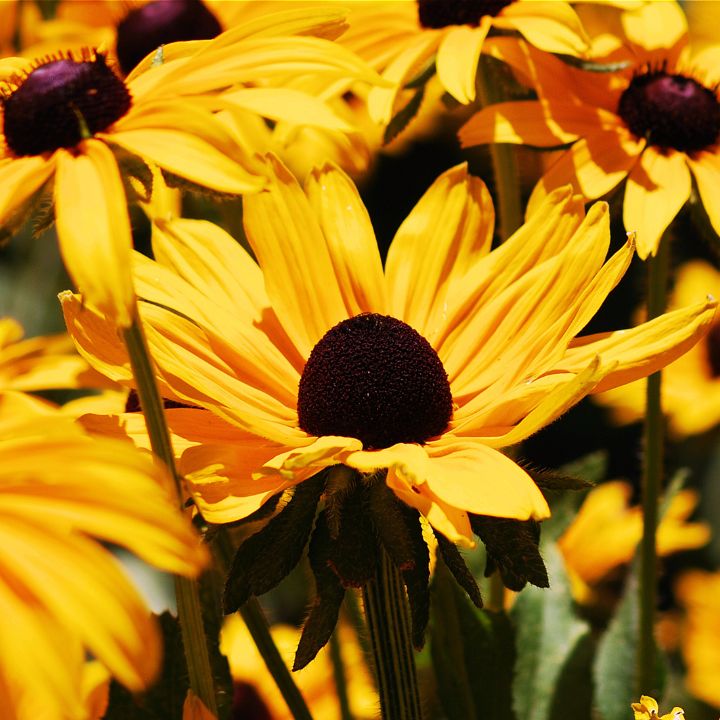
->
<box><xmin>497</xmin><ymin>1</ymin><xmax>589</xmax><ymax>56</ymax></box>
<box><xmin>183</xmin><ymin>691</ymin><xmax>217</xmax><ymax>720</ymax></box>
<box><xmin>305</xmin><ymin>163</ymin><xmax>386</xmax><ymax>316</ymax></box>
<box><xmin>687</xmin><ymin>151</ymin><xmax>720</xmax><ymax>240</ymax></box>
<box><xmin>528</xmin><ymin>131</ymin><xmax>642</xmax><ymax>212</ymax></box>
<box><xmin>385</xmin><ymin>163</ymin><xmax>495</xmax><ymax>343</ymax></box>
<box><xmin>54</xmin><ymin>141</ymin><xmax>135</xmax><ymax>327</ymax></box>
<box><xmin>242</xmin><ymin>155</ymin><xmax>349</xmax><ymax>358</ymax></box>
<box><xmin>562</xmin><ymin>300</ymin><xmax>717</xmax><ymax>394</ymax></box>
<box><xmin>436</xmin><ymin>21</ymin><xmax>490</xmax><ymax>104</ymax></box>
<box><xmin>624</xmin><ymin>148</ymin><xmax>691</xmax><ymax>259</ymax></box>
<box><xmin>257</xmin><ymin>435</ymin><xmax>363</xmax><ymax>480</ymax></box>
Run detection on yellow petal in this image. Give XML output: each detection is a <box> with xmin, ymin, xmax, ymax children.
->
<box><xmin>257</xmin><ymin>435</ymin><xmax>363</xmax><ymax>480</ymax></box>
<box><xmin>242</xmin><ymin>155</ymin><xmax>349</xmax><ymax>358</ymax></box>
<box><xmin>436</xmin><ymin>22</ymin><xmax>490</xmax><ymax>104</ymax></box>
<box><xmin>562</xmin><ymin>300</ymin><xmax>718</xmax><ymax>394</ymax></box>
<box><xmin>687</xmin><ymin>151</ymin><xmax>720</xmax><ymax>241</ymax></box>
<box><xmin>624</xmin><ymin>148</ymin><xmax>691</xmax><ymax>259</ymax></box>
<box><xmin>305</xmin><ymin>163</ymin><xmax>387</xmax><ymax>316</ymax></box>
<box><xmin>385</xmin><ymin>163</ymin><xmax>495</xmax><ymax>343</ymax></box>
<box><xmin>0</xmin><ymin>154</ymin><xmax>55</xmax><ymax>229</ymax></box>
<box><xmin>54</xmin><ymin>141</ymin><xmax>135</xmax><ymax>327</ymax></box>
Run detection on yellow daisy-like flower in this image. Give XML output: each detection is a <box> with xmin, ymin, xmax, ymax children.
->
<box><xmin>62</xmin><ymin>157</ymin><xmax>715</xmax><ymax>545</ymax></box>
<box><xmin>559</xmin><ymin>481</ymin><xmax>710</xmax><ymax>604</ymax></box>
<box><xmin>459</xmin><ymin>2</ymin><xmax>720</xmax><ymax>258</ymax></box>
<box><xmin>0</xmin><ymin>390</ymin><xmax>209</xmax><ymax>720</ymax></box>
<box><xmin>597</xmin><ymin>261</ymin><xmax>720</xmax><ymax>437</ymax></box>
<box><xmin>0</xmin><ymin>7</ymin><xmax>382</xmax><ymax>327</ymax></box>
<box><xmin>337</xmin><ymin>0</ymin><xmax>589</xmax><ymax>123</ymax></box>
<box><xmin>632</xmin><ymin>695</ymin><xmax>685</xmax><ymax>720</ymax></box>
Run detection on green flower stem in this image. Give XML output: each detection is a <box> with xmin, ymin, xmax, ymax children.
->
<box><xmin>638</xmin><ymin>237</ymin><xmax>670</xmax><ymax>693</ymax></box>
<box><xmin>476</xmin><ymin>56</ymin><xmax>523</xmax><ymax>242</ymax></box>
<box><xmin>330</xmin><ymin>629</ymin><xmax>353</xmax><ymax>720</ymax></box>
<box><xmin>362</xmin><ymin>546</ymin><xmax>422</xmax><ymax>720</ymax></box>
<box><xmin>210</xmin><ymin>527</ymin><xmax>314</xmax><ymax>720</ymax></box>
<box><xmin>486</xmin><ymin>570</ymin><xmax>505</xmax><ymax>614</ymax></box>
<box><xmin>122</xmin><ymin>313</ymin><xmax>218</xmax><ymax>716</ymax></box>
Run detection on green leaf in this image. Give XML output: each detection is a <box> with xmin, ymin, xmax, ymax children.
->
<box><xmin>223</xmin><ymin>472</ymin><xmax>325</xmax><ymax>612</ymax></box>
<box><xmin>383</xmin><ymin>85</ymin><xmax>425</xmax><ymax>145</ymax></box>
<box><xmin>294</xmin><ymin>511</ymin><xmax>346</xmax><ymax>671</ymax></box>
<box><xmin>430</xmin><ymin>559</ymin><xmax>515</xmax><ymax>720</ymax></box>
<box><xmin>512</xmin><ymin>542</ymin><xmax>592</xmax><ymax>720</ymax></box>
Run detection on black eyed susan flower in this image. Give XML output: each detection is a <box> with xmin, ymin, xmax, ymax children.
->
<box><xmin>336</xmin><ymin>0</ymin><xmax>589</xmax><ymax>123</ymax></box>
<box><xmin>61</xmin><ymin>157</ymin><xmax>716</xmax><ymax>546</ymax></box>
<box><xmin>460</xmin><ymin>2</ymin><xmax>720</xmax><ymax>258</ymax></box>
<box><xmin>0</xmin><ymin>390</ymin><xmax>208</xmax><ymax>720</ymax></box>
<box><xmin>0</xmin><ymin>7</ymin><xmax>384</xmax><ymax>327</ymax></box>
<box><xmin>631</xmin><ymin>696</ymin><xmax>685</xmax><ymax>720</ymax></box>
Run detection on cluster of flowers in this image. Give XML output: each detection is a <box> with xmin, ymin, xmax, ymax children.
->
<box><xmin>2</xmin><ymin>0</ymin><xmax>720</xmax><ymax>718</ymax></box>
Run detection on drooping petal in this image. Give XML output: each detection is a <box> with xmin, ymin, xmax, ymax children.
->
<box><xmin>687</xmin><ymin>151</ymin><xmax>720</xmax><ymax>240</ymax></box>
<box><xmin>242</xmin><ymin>155</ymin><xmax>349</xmax><ymax>358</ymax></box>
<box><xmin>385</xmin><ymin>163</ymin><xmax>495</xmax><ymax>343</ymax></box>
<box><xmin>304</xmin><ymin>163</ymin><xmax>386</xmax><ymax>316</ymax></box>
<box><xmin>54</xmin><ymin>140</ymin><xmax>135</xmax><ymax>328</ymax></box>
<box><xmin>0</xmin><ymin>154</ymin><xmax>55</xmax><ymax>230</ymax></box>
<box><xmin>497</xmin><ymin>1</ymin><xmax>589</xmax><ymax>56</ymax></box>
<box><xmin>527</xmin><ymin>131</ymin><xmax>642</xmax><ymax>212</ymax></box>
<box><xmin>624</xmin><ymin>147</ymin><xmax>691</xmax><ymax>259</ymax></box>
<box><xmin>435</xmin><ymin>21</ymin><xmax>490</xmax><ymax>104</ymax></box>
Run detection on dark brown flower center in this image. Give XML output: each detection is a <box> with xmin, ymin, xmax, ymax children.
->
<box><xmin>116</xmin><ymin>0</ymin><xmax>222</xmax><ymax>75</ymax></box>
<box><xmin>297</xmin><ymin>313</ymin><xmax>453</xmax><ymax>450</ymax></box>
<box><xmin>2</xmin><ymin>54</ymin><xmax>131</xmax><ymax>157</ymax></box>
<box><xmin>417</xmin><ymin>0</ymin><xmax>512</xmax><ymax>28</ymax></box>
<box><xmin>617</xmin><ymin>70</ymin><xmax>720</xmax><ymax>153</ymax></box>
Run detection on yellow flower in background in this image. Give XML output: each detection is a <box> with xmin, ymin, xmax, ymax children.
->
<box><xmin>558</xmin><ymin>481</ymin><xmax>710</xmax><ymax>603</ymax></box>
<box><xmin>0</xmin><ymin>390</ymin><xmax>208</xmax><ymax>720</ymax></box>
<box><xmin>221</xmin><ymin>615</ymin><xmax>377</xmax><ymax>719</ymax></box>
<box><xmin>459</xmin><ymin>2</ymin><xmax>720</xmax><ymax>258</ymax></box>
<box><xmin>63</xmin><ymin>157</ymin><xmax>715</xmax><ymax>545</ymax></box>
<box><xmin>675</xmin><ymin>570</ymin><xmax>720</xmax><ymax>709</ymax></box>
<box><xmin>336</xmin><ymin>0</ymin><xmax>589</xmax><ymax>123</ymax></box>
<box><xmin>0</xmin><ymin>316</ymin><xmax>114</xmax><ymax>394</ymax></box>
<box><xmin>0</xmin><ymin>6</ymin><xmax>383</xmax><ymax>326</ymax></box>
<box><xmin>632</xmin><ymin>695</ymin><xmax>685</xmax><ymax>720</ymax></box>
<box><xmin>597</xmin><ymin>261</ymin><xmax>720</xmax><ymax>437</ymax></box>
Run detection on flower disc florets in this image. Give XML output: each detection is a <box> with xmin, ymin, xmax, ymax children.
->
<box><xmin>417</xmin><ymin>0</ymin><xmax>512</xmax><ymax>28</ymax></box>
<box><xmin>617</xmin><ymin>69</ymin><xmax>720</xmax><ymax>153</ymax></box>
<box><xmin>2</xmin><ymin>53</ymin><xmax>131</xmax><ymax>157</ymax></box>
<box><xmin>297</xmin><ymin>313</ymin><xmax>453</xmax><ymax>449</ymax></box>
<box><xmin>116</xmin><ymin>0</ymin><xmax>222</xmax><ymax>75</ymax></box>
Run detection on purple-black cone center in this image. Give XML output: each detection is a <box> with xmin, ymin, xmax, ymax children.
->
<box><xmin>617</xmin><ymin>70</ymin><xmax>720</xmax><ymax>153</ymax></box>
<box><xmin>116</xmin><ymin>0</ymin><xmax>222</xmax><ymax>75</ymax></box>
<box><xmin>417</xmin><ymin>0</ymin><xmax>512</xmax><ymax>28</ymax></box>
<box><xmin>2</xmin><ymin>54</ymin><xmax>131</xmax><ymax>157</ymax></box>
<box><xmin>297</xmin><ymin>313</ymin><xmax>453</xmax><ymax>450</ymax></box>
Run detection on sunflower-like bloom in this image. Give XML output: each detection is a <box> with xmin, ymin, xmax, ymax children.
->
<box><xmin>632</xmin><ymin>696</ymin><xmax>685</xmax><ymax>720</ymax></box>
<box><xmin>459</xmin><ymin>2</ymin><xmax>720</xmax><ymax>258</ymax></box>
<box><xmin>0</xmin><ymin>7</ymin><xmax>383</xmax><ymax>326</ymax></box>
<box><xmin>597</xmin><ymin>261</ymin><xmax>720</xmax><ymax>437</ymax></box>
<box><xmin>336</xmin><ymin>0</ymin><xmax>589</xmax><ymax>124</ymax></box>
<box><xmin>61</xmin><ymin>158</ymin><xmax>715</xmax><ymax>545</ymax></box>
<box><xmin>0</xmin><ymin>390</ymin><xmax>209</xmax><ymax>720</ymax></box>
<box><xmin>559</xmin><ymin>481</ymin><xmax>710</xmax><ymax>604</ymax></box>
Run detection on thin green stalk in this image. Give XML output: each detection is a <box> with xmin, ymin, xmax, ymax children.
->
<box><xmin>122</xmin><ymin>313</ymin><xmax>218</xmax><ymax>715</ymax></box>
<box><xmin>210</xmin><ymin>527</ymin><xmax>314</xmax><ymax>720</ymax></box>
<box><xmin>637</xmin><ymin>238</ymin><xmax>670</xmax><ymax>693</ymax></box>
<box><xmin>476</xmin><ymin>56</ymin><xmax>523</xmax><ymax>242</ymax></box>
<box><xmin>486</xmin><ymin>571</ymin><xmax>505</xmax><ymax>614</ymax></box>
<box><xmin>362</xmin><ymin>546</ymin><xmax>422</xmax><ymax>720</ymax></box>
<box><xmin>330</xmin><ymin>629</ymin><xmax>354</xmax><ymax>720</ymax></box>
